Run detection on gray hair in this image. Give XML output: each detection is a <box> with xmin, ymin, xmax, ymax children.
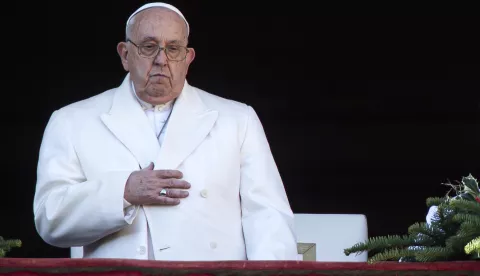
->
<box><xmin>125</xmin><ymin>14</ymin><xmax>136</xmax><ymax>41</ymax></box>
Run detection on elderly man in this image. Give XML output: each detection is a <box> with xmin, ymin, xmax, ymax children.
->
<box><xmin>34</xmin><ymin>2</ymin><xmax>297</xmax><ymax>261</ymax></box>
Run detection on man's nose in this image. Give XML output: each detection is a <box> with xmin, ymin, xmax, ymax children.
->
<box><xmin>153</xmin><ymin>48</ymin><xmax>169</xmax><ymax>66</ymax></box>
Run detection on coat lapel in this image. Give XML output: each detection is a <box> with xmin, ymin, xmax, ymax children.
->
<box><xmin>100</xmin><ymin>75</ymin><xmax>160</xmax><ymax>168</ymax></box>
<box><xmin>154</xmin><ymin>83</ymin><xmax>218</xmax><ymax>170</ymax></box>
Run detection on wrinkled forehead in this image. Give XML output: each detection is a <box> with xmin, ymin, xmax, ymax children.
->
<box><xmin>128</xmin><ymin>8</ymin><xmax>188</xmax><ymax>43</ymax></box>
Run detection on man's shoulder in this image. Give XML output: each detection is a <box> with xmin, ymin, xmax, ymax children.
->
<box><xmin>192</xmin><ymin>85</ymin><xmax>250</xmax><ymax>117</ymax></box>
<box><xmin>55</xmin><ymin>88</ymin><xmax>116</xmax><ymax>118</ymax></box>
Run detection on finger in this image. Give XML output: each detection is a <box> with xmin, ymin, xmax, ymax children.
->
<box><xmin>141</xmin><ymin>162</ymin><xmax>155</xmax><ymax>171</ymax></box>
<box><xmin>161</xmin><ymin>179</ymin><xmax>191</xmax><ymax>189</ymax></box>
<box><xmin>165</xmin><ymin>189</ymin><xmax>189</xmax><ymax>198</ymax></box>
<box><xmin>155</xmin><ymin>170</ymin><xmax>183</xmax><ymax>179</ymax></box>
<box><xmin>156</xmin><ymin>196</ymin><xmax>181</xmax><ymax>205</ymax></box>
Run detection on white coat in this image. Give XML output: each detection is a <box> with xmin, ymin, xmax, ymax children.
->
<box><xmin>33</xmin><ymin>74</ymin><xmax>298</xmax><ymax>260</ymax></box>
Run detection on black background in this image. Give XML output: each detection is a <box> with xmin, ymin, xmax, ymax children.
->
<box><xmin>5</xmin><ymin>2</ymin><xmax>480</xmax><ymax>258</ymax></box>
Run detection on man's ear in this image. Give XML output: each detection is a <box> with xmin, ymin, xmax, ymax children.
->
<box><xmin>185</xmin><ymin>47</ymin><xmax>196</xmax><ymax>70</ymax></box>
<box><xmin>117</xmin><ymin>42</ymin><xmax>129</xmax><ymax>71</ymax></box>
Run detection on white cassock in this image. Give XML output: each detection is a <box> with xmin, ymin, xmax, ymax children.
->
<box><xmin>33</xmin><ymin>73</ymin><xmax>298</xmax><ymax>261</ymax></box>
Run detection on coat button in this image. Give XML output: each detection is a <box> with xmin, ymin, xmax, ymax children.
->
<box><xmin>137</xmin><ymin>246</ymin><xmax>146</xmax><ymax>255</ymax></box>
<box><xmin>210</xmin><ymin>242</ymin><xmax>217</xmax><ymax>249</ymax></box>
<box><xmin>200</xmin><ymin>189</ymin><xmax>208</xmax><ymax>198</ymax></box>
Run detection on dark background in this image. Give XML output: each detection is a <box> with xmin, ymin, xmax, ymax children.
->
<box><xmin>6</xmin><ymin>2</ymin><xmax>480</xmax><ymax>258</ymax></box>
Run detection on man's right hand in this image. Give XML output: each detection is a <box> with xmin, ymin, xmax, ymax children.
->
<box><xmin>124</xmin><ymin>162</ymin><xmax>190</xmax><ymax>205</ymax></box>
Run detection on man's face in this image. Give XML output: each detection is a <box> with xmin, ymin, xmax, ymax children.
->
<box><xmin>117</xmin><ymin>8</ymin><xmax>195</xmax><ymax>105</ymax></box>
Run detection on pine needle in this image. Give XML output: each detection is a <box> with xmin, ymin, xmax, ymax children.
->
<box><xmin>344</xmin><ymin>235</ymin><xmax>413</xmax><ymax>256</ymax></box>
<box><xmin>457</xmin><ymin>222</ymin><xmax>480</xmax><ymax>239</ymax></box>
<box><xmin>414</xmin><ymin>246</ymin><xmax>453</xmax><ymax>262</ymax></box>
<box><xmin>408</xmin><ymin>222</ymin><xmax>445</xmax><ymax>238</ymax></box>
<box><xmin>0</xmin><ymin>236</ymin><xmax>21</xmax><ymax>258</ymax></box>
<box><xmin>450</xmin><ymin>200</ymin><xmax>480</xmax><ymax>214</ymax></box>
<box><xmin>453</xmin><ymin>213</ymin><xmax>480</xmax><ymax>226</ymax></box>
<box><xmin>427</xmin><ymin>197</ymin><xmax>447</xmax><ymax>207</ymax></box>
<box><xmin>465</xmin><ymin>237</ymin><xmax>480</xmax><ymax>255</ymax></box>
<box><xmin>368</xmin><ymin>248</ymin><xmax>414</xmax><ymax>264</ymax></box>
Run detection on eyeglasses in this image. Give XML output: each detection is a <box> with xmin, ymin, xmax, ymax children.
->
<box><xmin>127</xmin><ymin>39</ymin><xmax>189</xmax><ymax>61</ymax></box>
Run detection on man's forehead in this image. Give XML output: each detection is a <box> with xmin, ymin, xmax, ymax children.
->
<box><xmin>136</xmin><ymin>8</ymin><xmax>185</xmax><ymax>27</ymax></box>
<box><xmin>126</xmin><ymin>3</ymin><xmax>190</xmax><ymax>35</ymax></box>
<box><xmin>130</xmin><ymin>9</ymin><xmax>188</xmax><ymax>40</ymax></box>
<box><xmin>132</xmin><ymin>22</ymin><xmax>187</xmax><ymax>44</ymax></box>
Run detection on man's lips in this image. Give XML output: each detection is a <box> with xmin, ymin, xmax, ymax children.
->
<box><xmin>148</xmin><ymin>73</ymin><xmax>170</xmax><ymax>85</ymax></box>
<box><xmin>150</xmin><ymin>73</ymin><xmax>169</xmax><ymax>78</ymax></box>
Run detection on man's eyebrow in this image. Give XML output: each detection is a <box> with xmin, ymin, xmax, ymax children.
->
<box><xmin>166</xmin><ymin>40</ymin><xmax>184</xmax><ymax>45</ymax></box>
<box><xmin>139</xmin><ymin>36</ymin><xmax>158</xmax><ymax>43</ymax></box>
<box><xmin>137</xmin><ymin>37</ymin><xmax>185</xmax><ymax>45</ymax></box>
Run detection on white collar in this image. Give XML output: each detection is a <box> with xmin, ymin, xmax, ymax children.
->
<box><xmin>130</xmin><ymin>81</ymin><xmax>173</xmax><ymax>111</ymax></box>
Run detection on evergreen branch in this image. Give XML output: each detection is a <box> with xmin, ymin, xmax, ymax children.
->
<box><xmin>408</xmin><ymin>222</ymin><xmax>445</xmax><ymax>239</ymax></box>
<box><xmin>465</xmin><ymin>237</ymin><xmax>480</xmax><ymax>255</ymax></box>
<box><xmin>453</xmin><ymin>213</ymin><xmax>480</xmax><ymax>226</ymax></box>
<box><xmin>443</xmin><ymin>224</ymin><xmax>480</xmax><ymax>260</ymax></box>
<box><xmin>0</xmin><ymin>237</ymin><xmax>21</xmax><ymax>258</ymax></box>
<box><xmin>427</xmin><ymin>197</ymin><xmax>447</xmax><ymax>207</ymax></box>
<box><xmin>457</xmin><ymin>222</ymin><xmax>480</xmax><ymax>238</ymax></box>
<box><xmin>343</xmin><ymin>174</ymin><xmax>480</xmax><ymax>263</ymax></box>
<box><xmin>0</xmin><ymin>239</ymin><xmax>22</xmax><ymax>251</ymax></box>
<box><xmin>449</xmin><ymin>199</ymin><xmax>480</xmax><ymax>214</ymax></box>
<box><xmin>368</xmin><ymin>248</ymin><xmax>414</xmax><ymax>264</ymax></box>
<box><xmin>450</xmin><ymin>235</ymin><xmax>477</xmax><ymax>250</ymax></box>
<box><xmin>344</xmin><ymin>235</ymin><xmax>413</xmax><ymax>256</ymax></box>
<box><xmin>434</xmin><ymin>205</ymin><xmax>462</xmax><ymax>236</ymax></box>
<box><xmin>414</xmin><ymin>246</ymin><xmax>453</xmax><ymax>262</ymax></box>
<box><xmin>436</xmin><ymin>203</ymin><xmax>456</xmax><ymax>221</ymax></box>
<box><xmin>428</xmin><ymin>205</ymin><xmax>446</xmax><ymax>226</ymax></box>
<box><xmin>411</xmin><ymin>233</ymin><xmax>437</xmax><ymax>247</ymax></box>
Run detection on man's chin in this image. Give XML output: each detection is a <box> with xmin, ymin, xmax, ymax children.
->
<box><xmin>144</xmin><ymin>90</ymin><xmax>174</xmax><ymax>104</ymax></box>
